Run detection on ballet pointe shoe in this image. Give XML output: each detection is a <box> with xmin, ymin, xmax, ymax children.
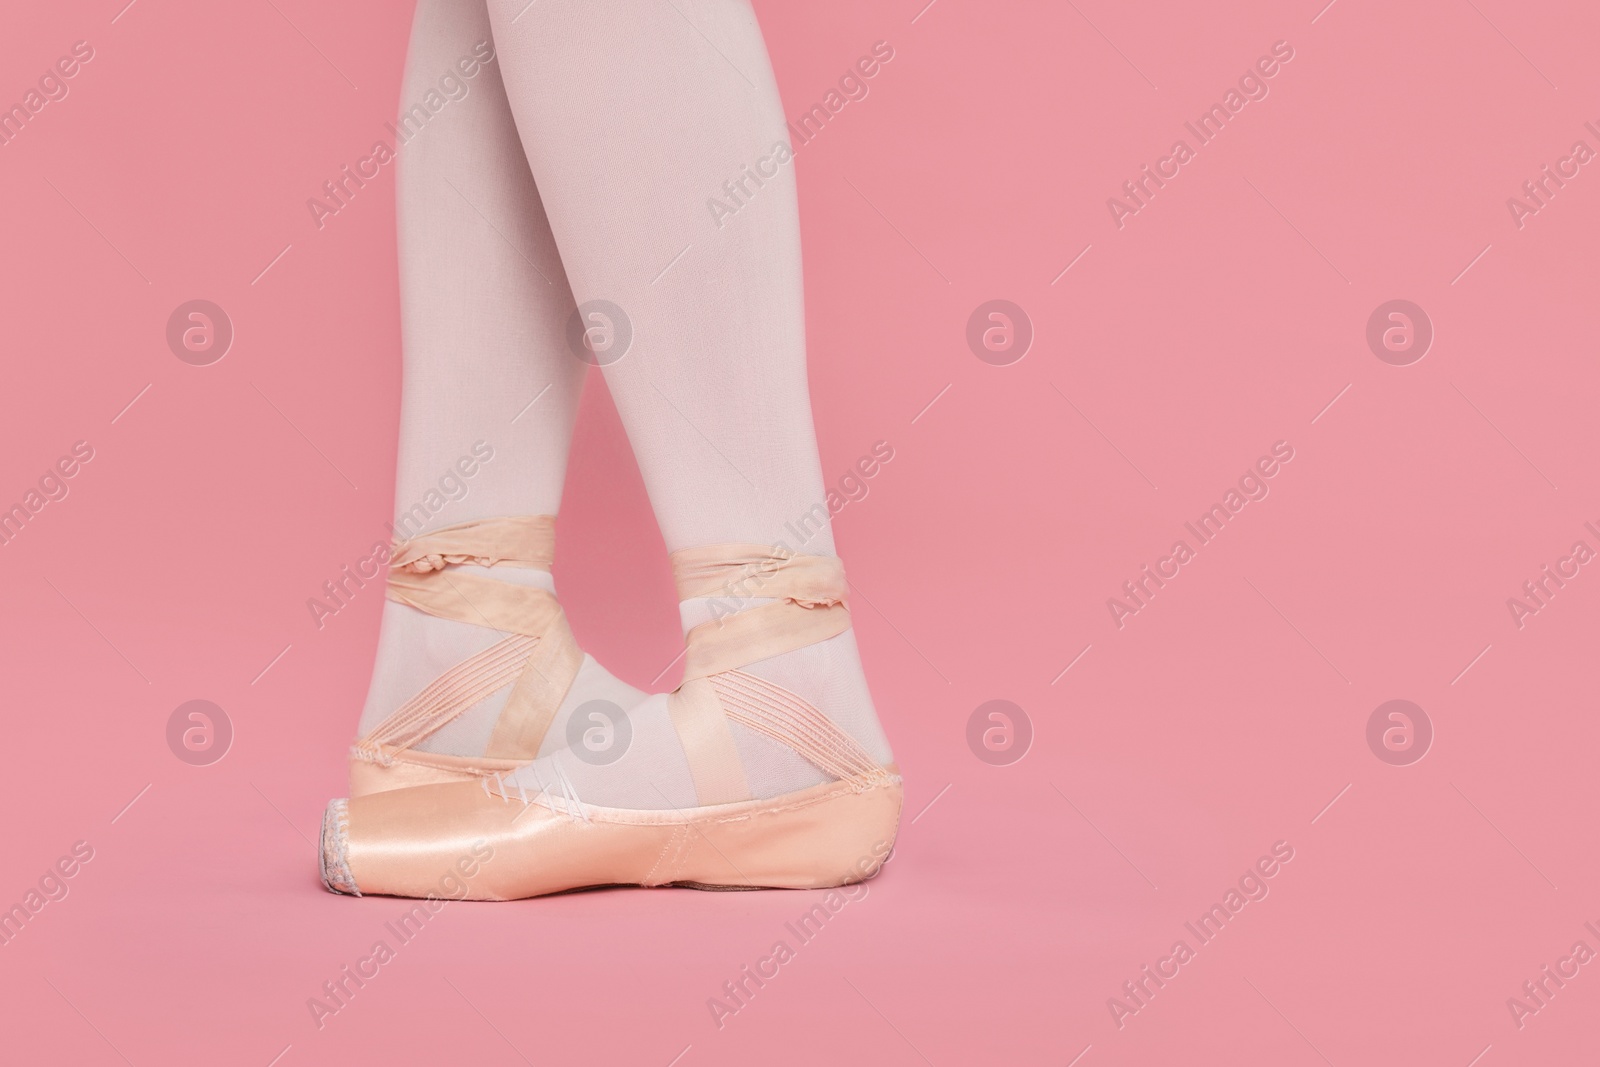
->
<box><xmin>322</xmin><ymin>545</ymin><xmax>902</xmax><ymax>899</ymax></box>
<box><xmin>320</xmin><ymin>772</ymin><xmax>901</xmax><ymax>899</ymax></box>
<box><xmin>348</xmin><ymin>516</ymin><xmax>587</xmax><ymax>797</ymax></box>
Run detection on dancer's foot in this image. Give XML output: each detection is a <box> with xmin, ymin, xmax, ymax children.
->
<box><xmin>348</xmin><ymin>515</ymin><xmax>645</xmax><ymax>796</ymax></box>
<box><xmin>322</xmin><ymin>545</ymin><xmax>900</xmax><ymax>897</ymax></box>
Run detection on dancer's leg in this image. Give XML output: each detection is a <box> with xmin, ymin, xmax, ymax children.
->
<box><xmin>481</xmin><ymin>0</ymin><xmax>893</xmax><ymax>806</ymax></box>
<box><xmin>353</xmin><ymin>0</ymin><xmax>641</xmax><ymax>776</ymax></box>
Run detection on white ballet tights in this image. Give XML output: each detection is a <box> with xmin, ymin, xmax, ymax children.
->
<box><xmin>363</xmin><ymin>0</ymin><xmax>893</xmax><ymax>805</ymax></box>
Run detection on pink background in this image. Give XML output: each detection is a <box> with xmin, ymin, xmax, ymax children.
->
<box><xmin>3</xmin><ymin>0</ymin><xmax>1598</xmax><ymax>1063</ymax></box>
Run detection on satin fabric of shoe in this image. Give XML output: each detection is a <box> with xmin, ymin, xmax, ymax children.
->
<box><xmin>338</xmin><ymin>771</ymin><xmax>902</xmax><ymax>899</ymax></box>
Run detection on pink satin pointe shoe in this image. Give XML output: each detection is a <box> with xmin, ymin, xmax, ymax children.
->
<box><xmin>321</xmin><ymin>545</ymin><xmax>902</xmax><ymax>899</ymax></box>
<box><xmin>348</xmin><ymin>515</ymin><xmax>615</xmax><ymax>797</ymax></box>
